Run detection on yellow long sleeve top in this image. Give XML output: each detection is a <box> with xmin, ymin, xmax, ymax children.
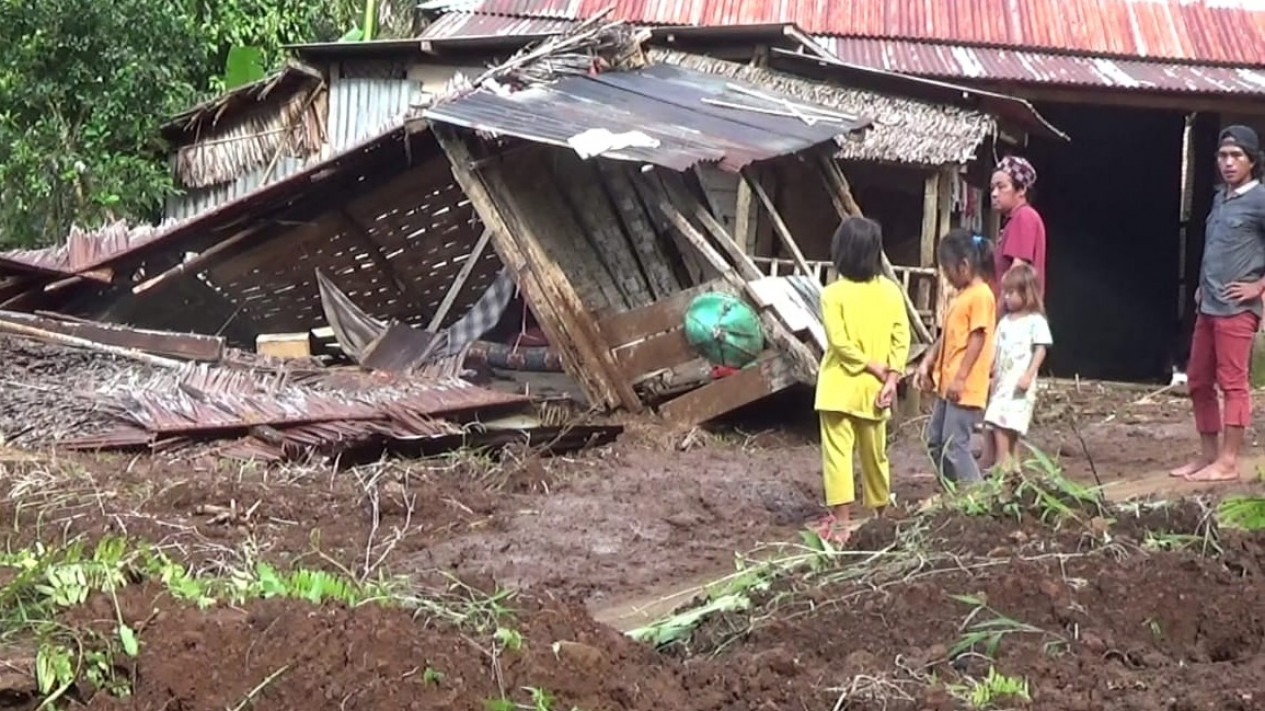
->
<box><xmin>814</xmin><ymin>276</ymin><xmax>911</xmax><ymax>420</ymax></box>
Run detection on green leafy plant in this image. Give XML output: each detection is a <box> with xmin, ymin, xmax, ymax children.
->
<box><xmin>0</xmin><ymin>535</ymin><xmax>497</xmax><ymax>708</ymax></box>
<box><xmin>1217</xmin><ymin>496</ymin><xmax>1265</xmax><ymax>531</ymax></box>
<box><xmin>949</xmin><ymin>594</ymin><xmax>1065</xmax><ymax>659</ymax></box>
<box><xmin>947</xmin><ymin>666</ymin><xmax>1032</xmax><ymax>708</ymax></box>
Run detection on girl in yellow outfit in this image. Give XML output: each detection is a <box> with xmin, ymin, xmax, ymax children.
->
<box><xmin>814</xmin><ymin>217</ymin><xmax>911</xmax><ymax>544</ymax></box>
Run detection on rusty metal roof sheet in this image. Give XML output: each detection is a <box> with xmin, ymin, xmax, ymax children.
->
<box><xmin>424</xmin><ymin>62</ymin><xmax>871</xmax><ymax>172</ymax></box>
<box><xmin>821</xmin><ymin>36</ymin><xmax>1265</xmax><ymax>96</ymax></box>
<box><xmin>421</xmin><ymin>9</ymin><xmax>576</xmax><ymax>38</ymax></box>
<box><xmin>418</xmin><ymin>0</ymin><xmax>1265</xmax><ymax>67</ymax></box>
<box><xmin>1</xmin><ymin>220</ymin><xmax>187</xmax><ymax>278</ymax></box>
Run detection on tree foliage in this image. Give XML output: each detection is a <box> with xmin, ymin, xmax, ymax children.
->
<box><xmin>0</xmin><ymin>0</ymin><xmax>361</xmax><ymax>248</ymax></box>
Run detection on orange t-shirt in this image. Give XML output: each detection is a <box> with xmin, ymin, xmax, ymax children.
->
<box><xmin>934</xmin><ymin>281</ymin><xmax>996</xmax><ymax>409</ymax></box>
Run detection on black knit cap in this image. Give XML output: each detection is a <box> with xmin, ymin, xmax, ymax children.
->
<box><xmin>1220</xmin><ymin>125</ymin><xmax>1261</xmax><ymax>156</ymax></box>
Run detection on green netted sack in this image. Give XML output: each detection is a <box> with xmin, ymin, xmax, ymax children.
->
<box><xmin>682</xmin><ymin>292</ymin><xmax>765</xmax><ymax>368</ymax></box>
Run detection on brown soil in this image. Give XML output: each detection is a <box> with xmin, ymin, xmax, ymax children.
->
<box><xmin>1</xmin><ymin>380</ymin><xmax>1264</xmax><ymax>710</ymax></box>
<box><xmin>4</xmin><ymin>502</ymin><xmax>1258</xmax><ymax>711</ymax></box>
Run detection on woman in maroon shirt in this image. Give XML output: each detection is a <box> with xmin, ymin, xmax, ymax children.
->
<box><xmin>990</xmin><ymin>156</ymin><xmax>1047</xmax><ymax>305</ymax></box>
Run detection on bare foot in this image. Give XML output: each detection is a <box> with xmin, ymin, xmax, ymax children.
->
<box><xmin>1170</xmin><ymin>459</ymin><xmax>1212</xmax><ymax>478</ymax></box>
<box><xmin>1183</xmin><ymin>461</ymin><xmax>1241</xmax><ymax>482</ymax></box>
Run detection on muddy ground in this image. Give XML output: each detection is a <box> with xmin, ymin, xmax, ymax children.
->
<box><xmin>1</xmin><ymin>379</ymin><xmax>1263</xmax><ymax>710</ymax></box>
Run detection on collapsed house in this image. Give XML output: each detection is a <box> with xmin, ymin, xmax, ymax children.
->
<box><xmin>0</xmin><ymin>20</ymin><xmax>1065</xmax><ymax>455</ymax></box>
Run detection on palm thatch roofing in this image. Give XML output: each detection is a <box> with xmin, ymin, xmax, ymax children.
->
<box><xmin>163</xmin><ymin>62</ymin><xmax>329</xmax><ymax>190</ymax></box>
<box><xmin>651</xmin><ymin>49</ymin><xmax>994</xmax><ymax>168</ymax></box>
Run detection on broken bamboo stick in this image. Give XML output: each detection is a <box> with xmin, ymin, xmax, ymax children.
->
<box><xmin>0</xmin><ymin>319</ymin><xmax>184</xmax><ymax>368</ymax></box>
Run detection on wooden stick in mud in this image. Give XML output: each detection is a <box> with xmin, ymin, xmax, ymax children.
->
<box><xmin>0</xmin><ymin>319</ymin><xmax>184</xmax><ymax>368</ymax></box>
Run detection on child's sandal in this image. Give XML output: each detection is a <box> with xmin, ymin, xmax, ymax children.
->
<box><xmin>812</xmin><ymin>515</ymin><xmax>852</xmax><ymax>545</ymax></box>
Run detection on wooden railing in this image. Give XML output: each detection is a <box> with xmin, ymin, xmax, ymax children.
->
<box><xmin>749</xmin><ymin>256</ymin><xmax>940</xmax><ymax>330</ymax></box>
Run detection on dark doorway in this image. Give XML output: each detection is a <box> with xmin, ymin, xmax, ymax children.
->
<box><xmin>1024</xmin><ymin>103</ymin><xmax>1186</xmax><ymax>381</ymax></box>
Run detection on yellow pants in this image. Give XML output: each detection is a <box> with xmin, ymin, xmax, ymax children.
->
<box><xmin>819</xmin><ymin>411</ymin><xmax>889</xmax><ymax>508</ymax></box>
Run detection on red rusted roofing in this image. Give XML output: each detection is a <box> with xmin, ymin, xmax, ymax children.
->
<box><xmin>822</xmin><ymin>37</ymin><xmax>1265</xmax><ymax>95</ymax></box>
<box><xmin>419</xmin><ymin>0</ymin><xmax>1265</xmax><ymax>66</ymax></box>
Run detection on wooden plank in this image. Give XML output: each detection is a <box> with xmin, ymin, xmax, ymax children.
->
<box><xmin>0</xmin><ymin>310</ymin><xmax>224</xmax><ymax>361</ymax></box>
<box><xmin>920</xmin><ymin>172</ymin><xmax>940</xmax><ymax>267</ymax></box>
<box><xmin>552</xmin><ymin>154</ymin><xmax>649</xmax><ymax>309</ymax></box>
<box><xmin>256</xmin><ymin>332</ymin><xmax>312</xmax><ymax>359</ymax></box>
<box><xmin>595</xmin><ymin>161</ymin><xmax>680</xmax><ymax>301</ymax></box>
<box><xmin>629</xmin><ymin>169</ymin><xmax>708</xmax><ymax>285</ymax></box>
<box><xmin>659</xmin><ymin>352</ymin><xmax>796</xmax><ymax>426</ymax></box>
<box><xmin>614</xmin><ymin>328</ymin><xmax>697</xmax><ymax>379</ymax></box>
<box><xmin>434</xmin><ymin>126</ymin><xmax>642</xmax><ymax>411</ymax></box>
<box><xmin>741</xmin><ymin>168</ymin><xmax>814</xmax><ymax>277</ymax></box>
<box><xmin>428</xmin><ymin>227</ymin><xmax>493</xmax><ymax>331</ymax></box>
<box><xmin>622</xmin><ymin>165</ymin><xmax>696</xmax><ymax>285</ymax></box>
<box><xmin>599</xmin><ymin>278</ymin><xmax>729</xmax><ymax>346</ymax></box>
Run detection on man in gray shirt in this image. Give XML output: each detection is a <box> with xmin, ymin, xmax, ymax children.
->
<box><xmin>1173</xmin><ymin>125</ymin><xmax>1265</xmax><ymax>482</ymax></box>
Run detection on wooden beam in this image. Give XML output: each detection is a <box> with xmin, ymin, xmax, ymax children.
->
<box><xmin>740</xmin><ymin>168</ymin><xmax>814</xmax><ymax>278</ymax></box>
<box><xmin>976</xmin><ymin>80</ymin><xmax>1265</xmax><ymax>116</ymax></box>
<box><xmin>0</xmin><ymin>310</ymin><xmax>224</xmax><ymax>362</ymax></box>
<box><xmin>816</xmin><ymin>154</ymin><xmax>935</xmax><ymax>345</ymax></box>
<box><xmin>132</xmin><ymin>223</ymin><xmax>263</xmax><ymax>295</ymax></box>
<box><xmin>433</xmin><ymin>126</ymin><xmax>642</xmax><ymax>412</ymax></box>
<box><xmin>428</xmin><ymin>227</ymin><xmax>492</xmax><ymax>332</ymax></box>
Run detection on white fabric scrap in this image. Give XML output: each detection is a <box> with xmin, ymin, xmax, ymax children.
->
<box><xmin>566</xmin><ymin>128</ymin><xmax>660</xmax><ymax>159</ymax></box>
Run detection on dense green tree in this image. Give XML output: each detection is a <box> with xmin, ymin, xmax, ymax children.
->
<box><xmin>0</xmin><ymin>0</ymin><xmax>362</xmax><ymax>248</ymax></box>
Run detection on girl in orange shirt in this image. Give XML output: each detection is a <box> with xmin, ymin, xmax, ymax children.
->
<box><xmin>915</xmin><ymin>229</ymin><xmax>997</xmax><ymax>486</ymax></box>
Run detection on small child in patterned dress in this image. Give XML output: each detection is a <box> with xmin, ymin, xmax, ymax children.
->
<box><xmin>982</xmin><ymin>264</ymin><xmax>1053</xmax><ymax>473</ymax></box>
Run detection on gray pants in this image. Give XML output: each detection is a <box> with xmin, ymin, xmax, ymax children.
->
<box><xmin>926</xmin><ymin>399</ymin><xmax>984</xmax><ymax>485</ymax></box>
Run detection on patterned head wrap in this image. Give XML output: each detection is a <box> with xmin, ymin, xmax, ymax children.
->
<box><xmin>996</xmin><ymin>155</ymin><xmax>1038</xmax><ymax>191</ymax></box>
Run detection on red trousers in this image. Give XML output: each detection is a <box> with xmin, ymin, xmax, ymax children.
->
<box><xmin>1188</xmin><ymin>311</ymin><xmax>1260</xmax><ymax>433</ymax></box>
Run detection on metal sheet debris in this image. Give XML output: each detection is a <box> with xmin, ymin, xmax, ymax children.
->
<box><xmin>424</xmin><ymin>62</ymin><xmax>872</xmax><ymax>172</ymax></box>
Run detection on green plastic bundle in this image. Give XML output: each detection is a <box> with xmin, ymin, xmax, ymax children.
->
<box><xmin>682</xmin><ymin>292</ymin><xmax>765</xmax><ymax>368</ymax></box>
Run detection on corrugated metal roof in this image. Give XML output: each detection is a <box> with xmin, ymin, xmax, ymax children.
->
<box><xmin>417</xmin><ymin>0</ymin><xmax>1265</xmax><ymax>66</ymax></box>
<box><xmin>820</xmin><ymin>36</ymin><xmax>1265</xmax><ymax>95</ymax></box>
<box><xmin>421</xmin><ymin>9</ymin><xmax>575</xmax><ymax>37</ymax></box>
<box><xmin>423</xmin><ymin>62</ymin><xmax>870</xmax><ymax>172</ymax></box>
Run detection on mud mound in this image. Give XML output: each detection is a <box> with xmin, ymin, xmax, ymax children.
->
<box><xmin>63</xmin><ymin>586</ymin><xmax>686</xmax><ymax>711</ymax></box>
<box><xmin>668</xmin><ymin>509</ymin><xmax>1265</xmax><ymax>711</ymax></box>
